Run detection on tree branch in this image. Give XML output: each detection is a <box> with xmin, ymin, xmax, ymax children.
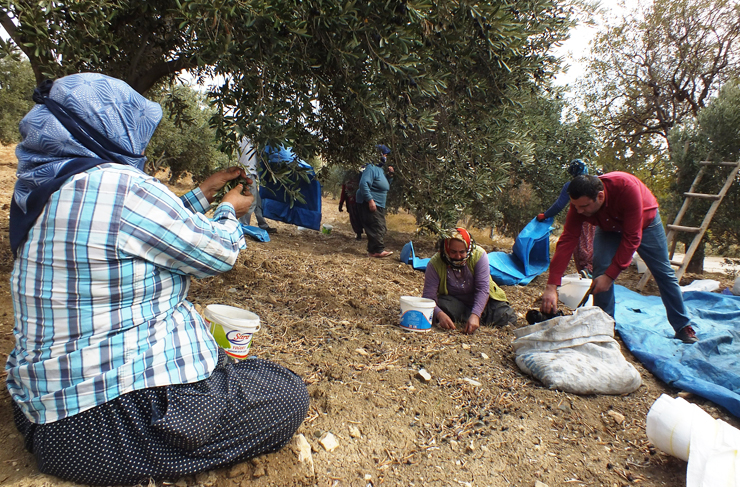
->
<box><xmin>129</xmin><ymin>57</ymin><xmax>197</xmax><ymax>94</ymax></box>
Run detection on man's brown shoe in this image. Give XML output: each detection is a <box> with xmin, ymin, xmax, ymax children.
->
<box><xmin>368</xmin><ymin>251</ymin><xmax>393</xmax><ymax>258</ymax></box>
<box><xmin>675</xmin><ymin>325</ymin><xmax>698</xmax><ymax>344</ymax></box>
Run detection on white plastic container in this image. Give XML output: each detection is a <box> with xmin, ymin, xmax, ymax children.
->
<box><xmin>647</xmin><ymin>394</ymin><xmax>740</xmax><ymax>486</ymax></box>
<box><xmin>399</xmin><ymin>296</ymin><xmax>435</xmax><ymax>332</ymax></box>
<box><xmin>734</xmin><ymin>276</ymin><xmax>740</xmax><ymax>296</ymax></box>
<box><xmin>633</xmin><ymin>252</ymin><xmax>647</xmax><ymax>273</ymax></box>
<box><xmin>559</xmin><ymin>275</ymin><xmax>593</xmax><ymax>308</ymax></box>
<box><xmin>203</xmin><ymin>304</ymin><xmax>261</xmax><ymax>360</ymax></box>
<box><xmin>321</xmin><ymin>224</ymin><xmax>333</xmax><ymax>235</ymax></box>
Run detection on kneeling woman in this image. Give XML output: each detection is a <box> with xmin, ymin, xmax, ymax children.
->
<box><xmin>422</xmin><ymin>228</ymin><xmax>517</xmax><ymax>334</ymax></box>
<box><xmin>7</xmin><ymin>73</ymin><xmax>308</xmax><ymax>486</ymax></box>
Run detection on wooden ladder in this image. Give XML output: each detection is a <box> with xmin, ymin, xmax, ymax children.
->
<box><xmin>637</xmin><ymin>159</ymin><xmax>740</xmax><ymax>291</ymax></box>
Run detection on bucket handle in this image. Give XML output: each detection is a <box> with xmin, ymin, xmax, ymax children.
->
<box><xmin>576</xmin><ymin>281</ymin><xmax>596</xmax><ymax>308</ymax></box>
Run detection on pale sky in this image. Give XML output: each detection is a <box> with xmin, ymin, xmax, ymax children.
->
<box><xmin>553</xmin><ymin>0</ymin><xmax>641</xmax><ymax>87</ymax></box>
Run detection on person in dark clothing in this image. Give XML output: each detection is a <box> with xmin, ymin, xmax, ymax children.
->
<box><xmin>338</xmin><ymin>170</ymin><xmax>363</xmax><ymax>240</ymax></box>
<box><xmin>537</xmin><ymin>159</ymin><xmax>595</xmax><ymax>276</ymax></box>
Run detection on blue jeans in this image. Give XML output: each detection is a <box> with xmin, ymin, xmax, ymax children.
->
<box><xmin>592</xmin><ymin>212</ymin><xmax>690</xmax><ymax>333</ymax></box>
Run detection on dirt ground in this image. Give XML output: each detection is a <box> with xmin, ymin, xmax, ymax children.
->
<box><xmin>0</xmin><ymin>143</ymin><xmax>737</xmax><ymax>487</ymax></box>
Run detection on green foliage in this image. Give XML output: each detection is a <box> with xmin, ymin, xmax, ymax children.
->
<box><xmin>668</xmin><ymin>80</ymin><xmax>740</xmax><ymax>252</ymax></box>
<box><xmin>579</xmin><ymin>0</ymin><xmax>740</xmax><ymax>198</ymax></box>
<box><xmin>3</xmin><ymin>0</ymin><xmax>581</xmax><ymax>231</ymax></box>
<box><xmin>145</xmin><ymin>84</ymin><xmax>228</xmax><ymax>183</ymax></box>
<box><xmin>0</xmin><ymin>55</ymin><xmax>35</xmax><ymax>145</ymax></box>
<box><xmin>471</xmin><ymin>88</ymin><xmax>598</xmax><ymax>236</ymax></box>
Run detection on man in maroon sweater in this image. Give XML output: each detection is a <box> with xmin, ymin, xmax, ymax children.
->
<box><xmin>540</xmin><ymin>173</ymin><xmax>698</xmax><ymax>344</ymax></box>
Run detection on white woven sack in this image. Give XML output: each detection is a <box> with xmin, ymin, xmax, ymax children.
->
<box><xmin>513</xmin><ymin>307</ymin><xmax>642</xmax><ymax>395</ymax></box>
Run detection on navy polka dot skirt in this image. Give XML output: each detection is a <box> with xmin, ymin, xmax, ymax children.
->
<box><xmin>13</xmin><ymin>351</ymin><xmax>310</xmax><ymax>485</ymax></box>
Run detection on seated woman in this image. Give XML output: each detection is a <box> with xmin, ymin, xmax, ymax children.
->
<box><xmin>422</xmin><ymin>228</ymin><xmax>517</xmax><ymax>334</ymax></box>
<box><xmin>7</xmin><ymin>73</ymin><xmax>309</xmax><ymax>486</ymax></box>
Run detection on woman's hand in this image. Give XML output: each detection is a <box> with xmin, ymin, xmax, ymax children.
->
<box><xmin>222</xmin><ymin>185</ymin><xmax>254</xmax><ymax>218</ymax></box>
<box><xmin>199</xmin><ymin>167</ymin><xmax>250</xmax><ymax>203</ymax></box>
<box><xmin>436</xmin><ymin>311</ymin><xmax>455</xmax><ymax>331</ymax></box>
<box><xmin>368</xmin><ymin>199</ymin><xmax>377</xmax><ymax>212</ymax></box>
<box><xmin>464</xmin><ymin>314</ymin><xmax>480</xmax><ymax>335</ymax></box>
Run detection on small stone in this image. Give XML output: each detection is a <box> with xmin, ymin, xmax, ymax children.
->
<box><xmin>480</xmin><ymin>352</ymin><xmax>489</xmax><ymax>360</ymax></box>
<box><xmin>292</xmin><ymin>434</ymin><xmax>313</xmax><ymax>462</ymax></box>
<box><xmin>227</xmin><ymin>462</ymin><xmax>250</xmax><ymax>478</ymax></box>
<box><xmin>462</xmin><ymin>343</ymin><xmax>471</xmax><ymax>350</ymax></box>
<box><xmin>417</xmin><ymin>368</ymin><xmax>432</xmax><ymax>383</ymax></box>
<box><xmin>355</xmin><ymin>348</ymin><xmax>369</xmax><ymax>356</ymax></box>
<box><xmin>466</xmin><ymin>440</ymin><xmax>475</xmax><ymax>453</ymax></box>
<box><xmin>252</xmin><ymin>466</ymin><xmax>266</xmax><ymax>478</ymax></box>
<box><xmin>364</xmin><ymin>473</ymin><xmax>372</xmax><ymax>480</ymax></box>
<box><xmin>195</xmin><ymin>471</ymin><xmax>217</xmax><ymax>486</ymax></box>
<box><xmin>291</xmin><ymin>434</ymin><xmax>315</xmax><ymax>475</ymax></box>
<box><xmin>607</xmin><ymin>410</ymin><xmax>625</xmax><ymax>424</ymax></box>
<box><xmin>349</xmin><ymin>425</ymin><xmax>362</xmax><ymax>438</ymax></box>
<box><xmin>175</xmin><ymin>479</ymin><xmax>188</xmax><ymax>487</ymax></box>
<box><xmin>535</xmin><ymin>481</ymin><xmax>550</xmax><ymax>487</ymax></box>
<box><xmin>463</xmin><ymin>378</ymin><xmax>482</xmax><ymax>387</ymax></box>
<box><xmin>228</xmin><ymin>287</ymin><xmax>238</xmax><ymax>293</ymax></box>
<box><xmin>319</xmin><ymin>432</ymin><xmax>340</xmax><ymax>452</ymax></box>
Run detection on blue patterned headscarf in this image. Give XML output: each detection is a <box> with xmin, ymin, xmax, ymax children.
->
<box><xmin>567</xmin><ymin>159</ymin><xmax>588</xmax><ymax>178</ymax></box>
<box><xmin>11</xmin><ymin>72</ymin><xmax>162</xmax><ymax>254</ymax></box>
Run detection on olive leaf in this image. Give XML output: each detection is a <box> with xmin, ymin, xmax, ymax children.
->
<box><xmin>212</xmin><ymin>176</ymin><xmax>252</xmax><ymax>205</ymax></box>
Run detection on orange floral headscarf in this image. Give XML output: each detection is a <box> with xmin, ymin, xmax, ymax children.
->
<box><xmin>441</xmin><ymin>228</ymin><xmax>475</xmax><ymax>269</ymax></box>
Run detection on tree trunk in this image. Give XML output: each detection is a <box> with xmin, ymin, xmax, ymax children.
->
<box><xmin>685</xmin><ymin>239</ymin><xmax>705</xmax><ymax>274</ymax></box>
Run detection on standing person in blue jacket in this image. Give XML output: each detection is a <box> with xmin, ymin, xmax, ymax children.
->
<box><xmin>537</xmin><ymin>159</ymin><xmax>595</xmax><ymax>277</ymax></box>
<box><xmin>7</xmin><ymin>73</ymin><xmax>309</xmax><ymax>485</ymax></box>
<box><xmin>357</xmin><ymin>144</ymin><xmax>395</xmax><ymax>258</ymax></box>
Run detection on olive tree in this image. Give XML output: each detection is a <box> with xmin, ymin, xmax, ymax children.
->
<box><xmin>2</xmin><ymin>0</ymin><xmax>579</xmax><ymax>228</ymax></box>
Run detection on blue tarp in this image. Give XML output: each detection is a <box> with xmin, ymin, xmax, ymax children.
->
<box><xmin>259</xmin><ymin>146</ymin><xmax>322</xmax><ymax>231</ymax></box>
<box><xmin>614</xmin><ymin>285</ymin><xmax>740</xmax><ymax>418</ymax></box>
<box><xmin>400</xmin><ymin>241</ymin><xmax>431</xmax><ymax>271</ymax></box>
<box><xmin>487</xmin><ymin>217</ymin><xmax>553</xmax><ymax>286</ymax></box>
<box><xmin>241</xmin><ymin>225</ymin><xmax>270</xmax><ymax>242</ymax></box>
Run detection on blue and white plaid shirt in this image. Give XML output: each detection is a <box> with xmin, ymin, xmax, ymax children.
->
<box><xmin>7</xmin><ymin>164</ymin><xmax>246</xmax><ymax>423</ymax></box>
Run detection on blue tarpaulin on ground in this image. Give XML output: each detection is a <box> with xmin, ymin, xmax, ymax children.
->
<box><xmin>399</xmin><ymin>217</ymin><xmax>552</xmax><ymax>284</ymax></box>
<box><xmin>259</xmin><ymin>146</ymin><xmax>322</xmax><ymax>231</ymax></box>
<box><xmin>487</xmin><ymin>217</ymin><xmax>553</xmax><ymax>286</ymax></box>
<box><xmin>614</xmin><ymin>285</ymin><xmax>740</xmax><ymax>418</ymax></box>
<box><xmin>241</xmin><ymin>225</ymin><xmax>270</xmax><ymax>242</ymax></box>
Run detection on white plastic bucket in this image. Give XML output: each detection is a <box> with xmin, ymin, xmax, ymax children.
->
<box><xmin>399</xmin><ymin>296</ymin><xmax>435</xmax><ymax>332</ymax></box>
<box><xmin>203</xmin><ymin>304</ymin><xmax>261</xmax><ymax>360</ymax></box>
<box><xmin>321</xmin><ymin>224</ymin><xmax>333</xmax><ymax>235</ymax></box>
<box><xmin>559</xmin><ymin>276</ymin><xmax>593</xmax><ymax>308</ymax></box>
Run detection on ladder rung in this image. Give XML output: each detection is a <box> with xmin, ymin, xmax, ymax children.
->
<box><xmin>666</xmin><ymin>224</ymin><xmax>702</xmax><ymax>233</ymax></box>
<box><xmin>699</xmin><ymin>161</ymin><xmax>740</xmax><ymax>166</ymax></box>
<box><xmin>683</xmin><ymin>192</ymin><xmax>721</xmax><ymax>200</ymax></box>
<box><xmin>670</xmin><ymin>259</ymin><xmax>684</xmax><ymax>266</ymax></box>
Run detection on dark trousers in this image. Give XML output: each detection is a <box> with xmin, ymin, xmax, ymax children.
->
<box><xmin>359</xmin><ymin>202</ymin><xmax>387</xmax><ymax>253</ymax></box>
<box><xmin>437</xmin><ymin>294</ymin><xmax>517</xmax><ymax>327</ymax></box>
<box><xmin>13</xmin><ymin>352</ymin><xmax>309</xmax><ymax>486</ymax></box>
<box><xmin>346</xmin><ymin>201</ymin><xmax>364</xmax><ymax>237</ymax></box>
